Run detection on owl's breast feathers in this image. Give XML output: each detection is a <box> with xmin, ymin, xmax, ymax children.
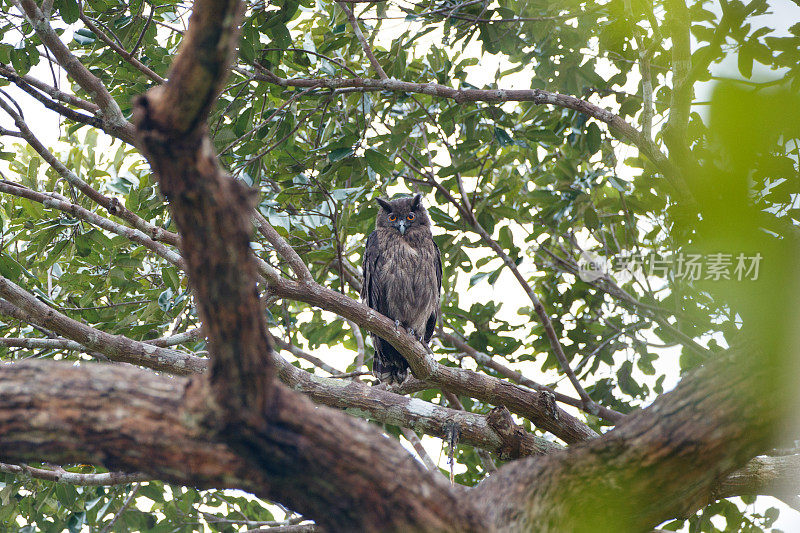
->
<box><xmin>364</xmin><ymin>228</ymin><xmax>441</xmax><ymax>334</ymax></box>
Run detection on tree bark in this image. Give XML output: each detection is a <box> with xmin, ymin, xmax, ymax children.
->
<box><xmin>473</xmin><ymin>347</ymin><xmax>795</xmax><ymax>531</ymax></box>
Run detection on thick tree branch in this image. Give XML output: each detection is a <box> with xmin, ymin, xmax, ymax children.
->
<box><xmin>1</xmin><ymin>360</ymin><xmax>793</xmax><ymax>529</ymax></box>
<box><xmin>716</xmin><ymin>454</ymin><xmax>800</xmax><ymax>502</ymax></box>
<box><xmin>275</xmin><ymin>353</ymin><xmax>561</xmax><ymax>459</ymax></box>
<box><xmin>270</xmin><ymin>277</ymin><xmax>598</xmax><ymax>443</ymax></box>
<box><xmin>133</xmin><ymin>0</ymin><xmax>486</xmax><ymax>528</ymax></box>
<box><xmin>473</xmin><ymin>347</ymin><xmax>796</xmax><ymax>531</ymax></box>
<box><xmin>0</xmin><ymin>277</ymin><xmax>205</xmax><ymax>374</ymax></box>
<box><xmin>0</xmin><ymin>361</ymin><xmax>267</xmax><ymax>493</ymax></box>
<box><xmin>0</xmin><ymin>97</ymin><xmax>178</xmax><ymax>247</ymax></box>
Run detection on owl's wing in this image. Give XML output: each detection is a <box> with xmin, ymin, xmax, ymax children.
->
<box><xmin>362</xmin><ymin>231</ymin><xmax>382</xmax><ymax>312</ymax></box>
<box><xmin>434</xmin><ymin>238</ymin><xmax>442</xmax><ymax>292</ymax></box>
<box><xmin>424</xmin><ymin>238</ymin><xmax>443</xmax><ymax>343</ymax></box>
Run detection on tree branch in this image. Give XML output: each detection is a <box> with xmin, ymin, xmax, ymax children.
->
<box><xmin>472</xmin><ymin>347</ymin><xmax>796</xmax><ymax>531</ymax></box>
<box><xmin>13</xmin><ymin>0</ymin><xmax>133</xmax><ymax>139</ymax></box>
<box><xmin>0</xmin><ymin>97</ymin><xmax>179</xmax><ymax>247</ymax></box>
<box><xmin>440</xmin><ymin>331</ymin><xmax>624</xmax><ymax>423</ymax></box>
<box><xmin>250</xmin><ymin>71</ymin><xmax>689</xmax><ymax>197</ymax></box>
<box><xmin>337</xmin><ymin>1</ymin><xmax>388</xmax><ymax>80</ymax></box>
<box><xmin>0</xmin><ymin>276</ymin><xmax>205</xmax><ymax>374</ymax></box>
<box><xmin>270</xmin><ymin>276</ymin><xmax>599</xmax><ymax>443</ymax></box>
<box><xmin>79</xmin><ymin>12</ymin><xmax>165</xmax><ymax>84</ymax></box>
<box><xmin>0</xmin><ymin>63</ymin><xmax>98</xmax><ymax>113</ymax></box>
<box><xmin>0</xmin><ymin>181</ymin><xmax>183</xmax><ymax>267</ymax></box>
<box><xmin>133</xmin><ymin>0</ymin><xmax>486</xmax><ymax>528</ymax></box>
<box><xmin>0</xmin><ymin>463</ymin><xmax>148</xmax><ymax>486</ymax></box>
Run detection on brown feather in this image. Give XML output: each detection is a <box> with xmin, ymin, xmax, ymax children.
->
<box><xmin>363</xmin><ymin>195</ymin><xmax>442</xmax><ymax>383</ymax></box>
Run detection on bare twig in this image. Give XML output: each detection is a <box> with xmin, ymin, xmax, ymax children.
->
<box><xmin>272</xmin><ymin>337</ymin><xmax>341</xmax><ymax>375</ymax></box>
<box><xmin>401</xmin><ymin>427</ymin><xmax>440</xmax><ymax>472</ymax></box>
<box><xmin>347</xmin><ymin>318</ymin><xmax>366</xmax><ymax>375</ymax></box>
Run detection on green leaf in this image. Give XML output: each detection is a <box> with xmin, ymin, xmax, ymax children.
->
<box><xmin>158</xmin><ymin>287</ymin><xmax>174</xmax><ymax>312</ymax></box>
<box><xmin>73</xmin><ymin>29</ymin><xmax>97</xmax><ymax>46</ymax></box>
<box><xmin>59</xmin><ymin>0</ymin><xmax>81</xmax><ymax>24</ymax></box>
<box><xmin>364</xmin><ymin>149</ymin><xmax>394</xmax><ymax>176</ymax></box>
<box><xmin>493</xmin><ymin>127</ymin><xmax>514</xmax><ymax>146</ymax></box>
<box><xmin>163</xmin><ymin>267</ymin><xmax>181</xmax><ymax>292</ymax></box>
<box><xmin>586</xmin><ymin>122</ymin><xmax>602</xmax><ymax>154</ymax></box>
<box><xmin>0</xmin><ymin>254</ymin><xmax>23</xmax><ymax>279</ymax></box>
<box><xmin>328</xmin><ymin>147</ymin><xmax>354</xmax><ymax>162</ymax></box>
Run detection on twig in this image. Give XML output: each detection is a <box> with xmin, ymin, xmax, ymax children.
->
<box><xmin>242</xmin><ymin>524</ymin><xmax>318</xmax><ymax>533</ymax></box>
<box><xmin>222</xmin><ymin>84</ymin><xmax>321</xmax><ymax>154</ymax></box>
<box><xmin>347</xmin><ymin>318</ymin><xmax>366</xmax><ymax>375</ymax></box>
<box><xmin>272</xmin><ymin>337</ymin><xmax>341</xmax><ymax>375</ymax></box>
<box><xmin>336</xmin><ymin>2</ymin><xmax>388</xmax><ymax>80</ymax></box>
<box><xmin>0</xmin><ymin>63</ymin><xmax>103</xmax><ymax>128</ymax></box>
<box><xmin>261</xmin><ymin>47</ymin><xmax>357</xmax><ymax>77</ymax></box>
<box><xmin>130</xmin><ymin>4</ymin><xmax>155</xmax><ymax>57</ymax></box>
<box><xmin>12</xmin><ymin>0</ymin><xmax>132</xmax><ymax>138</ymax></box>
<box><xmin>401</xmin><ymin>427</ymin><xmax>440</xmax><ymax>472</ymax></box>
<box><xmin>79</xmin><ymin>13</ymin><xmax>165</xmax><ymax>84</ymax></box>
<box><xmin>328</xmin><ymin>370</ymin><xmax>373</xmax><ymax>379</ymax></box>
<box><xmin>99</xmin><ymin>483</ymin><xmax>141</xmax><ymax>533</ymax></box>
<box><xmin>0</xmin><ymin>463</ymin><xmax>148</xmax><ymax>485</ymax></box>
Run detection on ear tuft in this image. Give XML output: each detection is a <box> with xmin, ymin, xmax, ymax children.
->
<box><xmin>377</xmin><ymin>198</ymin><xmax>392</xmax><ymax>212</ymax></box>
<box><xmin>411</xmin><ymin>194</ymin><xmax>422</xmax><ymax>210</ymax></box>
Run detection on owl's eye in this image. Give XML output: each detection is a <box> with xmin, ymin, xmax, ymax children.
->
<box><xmin>407</xmin><ymin>213</ymin><xmax>416</xmax><ymax>221</ymax></box>
<box><xmin>388</xmin><ymin>213</ymin><xmax>397</xmax><ymax>222</ymax></box>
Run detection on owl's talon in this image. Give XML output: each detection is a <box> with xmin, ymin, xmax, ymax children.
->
<box><xmin>394</xmin><ymin>319</ymin><xmax>400</xmax><ymax>331</ymax></box>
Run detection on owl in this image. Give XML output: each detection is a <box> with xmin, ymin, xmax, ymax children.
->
<box><xmin>362</xmin><ymin>194</ymin><xmax>442</xmax><ymax>384</ymax></box>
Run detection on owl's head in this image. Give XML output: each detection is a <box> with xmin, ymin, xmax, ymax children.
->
<box><xmin>375</xmin><ymin>194</ymin><xmax>431</xmax><ymax>235</ymax></box>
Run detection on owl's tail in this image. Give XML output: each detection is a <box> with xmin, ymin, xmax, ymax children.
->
<box><xmin>372</xmin><ymin>336</ymin><xmax>410</xmax><ymax>385</ymax></box>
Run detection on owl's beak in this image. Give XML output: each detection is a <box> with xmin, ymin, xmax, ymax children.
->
<box><xmin>395</xmin><ymin>221</ymin><xmax>407</xmax><ymax>235</ymax></box>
